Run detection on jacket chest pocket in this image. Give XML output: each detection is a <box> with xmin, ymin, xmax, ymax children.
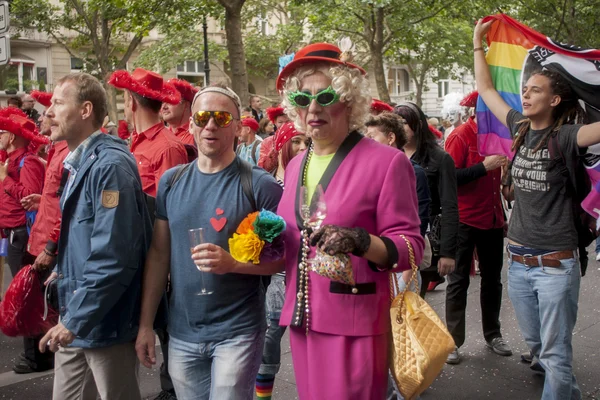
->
<box><xmin>467</xmin><ymin>146</ymin><xmax>483</xmax><ymax>167</ymax></box>
<box><xmin>75</xmin><ymin>201</ymin><xmax>95</xmax><ymax>223</ymax></box>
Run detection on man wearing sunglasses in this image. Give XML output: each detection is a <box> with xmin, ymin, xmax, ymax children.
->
<box><xmin>109</xmin><ymin>68</ymin><xmax>188</xmax><ymax>400</ymax></box>
<box><xmin>135</xmin><ymin>83</ymin><xmax>284</xmax><ymax>400</ymax></box>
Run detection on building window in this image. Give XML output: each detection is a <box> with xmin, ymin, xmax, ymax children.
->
<box><xmin>437</xmin><ymin>70</ymin><xmax>450</xmax><ymax>98</ymax></box>
<box><xmin>71</xmin><ymin>57</ymin><xmax>84</xmax><ymax>71</ymax></box>
<box><xmin>0</xmin><ymin>58</ymin><xmax>37</xmax><ymax>93</ymax></box>
<box><xmin>176</xmin><ymin>60</ymin><xmax>206</xmax><ymax>87</ymax></box>
<box><xmin>388</xmin><ymin>68</ymin><xmax>410</xmax><ymax>96</ymax></box>
<box><xmin>37</xmin><ymin>67</ymin><xmax>48</xmax><ymax>91</ymax></box>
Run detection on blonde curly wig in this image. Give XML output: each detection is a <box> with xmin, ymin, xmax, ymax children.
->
<box><xmin>281</xmin><ymin>62</ymin><xmax>371</xmax><ymax>134</ymax></box>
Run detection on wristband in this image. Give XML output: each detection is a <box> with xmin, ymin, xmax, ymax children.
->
<box><xmin>43</xmin><ymin>248</ymin><xmax>57</xmax><ymax>257</ymax></box>
<box><xmin>474</xmin><ymin>47</ymin><xmax>484</xmax><ymax>52</ymax></box>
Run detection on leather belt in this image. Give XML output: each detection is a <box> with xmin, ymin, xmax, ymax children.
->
<box><xmin>510</xmin><ymin>250</ymin><xmax>575</xmax><ymax>268</ymax></box>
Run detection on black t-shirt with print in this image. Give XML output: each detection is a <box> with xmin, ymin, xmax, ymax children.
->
<box><xmin>507</xmin><ymin>109</ymin><xmax>583</xmax><ymax>250</ymax></box>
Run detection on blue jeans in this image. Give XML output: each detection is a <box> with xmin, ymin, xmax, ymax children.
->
<box><xmin>259</xmin><ymin>274</ymin><xmax>287</xmax><ymax>376</ymax></box>
<box><xmin>595</xmin><ymin>236</ymin><xmax>600</xmax><ymax>254</ymax></box>
<box><xmin>507</xmin><ymin>253</ymin><xmax>582</xmax><ymax>400</ymax></box>
<box><xmin>169</xmin><ymin>330</ymin><xmax>264</xmax><ymax>400</ymax></box>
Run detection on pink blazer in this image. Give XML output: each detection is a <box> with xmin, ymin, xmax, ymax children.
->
<box><xmin>278</xmin><ymin>132</ymin><xmax>424</xmax><ymax>337</ymax></box>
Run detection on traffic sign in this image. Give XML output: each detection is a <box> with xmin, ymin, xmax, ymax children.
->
<box><xmin>0</xmin><ymin>1</ymin><xmax>9</xmax><ymax>35</ymax></box>
<box><xmin>0</xmin><ymin>34</ymin><xmax>10</xmax><ymax>66</ymax></box>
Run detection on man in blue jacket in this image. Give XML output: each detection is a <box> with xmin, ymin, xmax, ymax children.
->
<box><xmin>39</xmin><ymin>72</ymin><xmax>152</xmax><ymax>400</ymax></box>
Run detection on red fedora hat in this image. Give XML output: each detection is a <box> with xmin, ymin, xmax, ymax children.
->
<box><xmin>30</xmin><ymin>90</ymin><xmax>53</xmax><ymax>108</ymax></box>
<box><xmin>167</xmin><ymin>78</ymin><xmax>199</xmax><ymax>103</ymax></box>
<box><xmin>276</xmin><ymin>43</ymin><xmax>366</xmax><ymax>90</ymax></box>
<box><xmin>460</xmin><ymin>91</ymin><xmax>479</xmax><ymax>108</ymax></box>
<box><xmin>0</xmin><ymin>107</ymin><xmax>49</xmax><ymax>145</ymax></box>
<box><xmin>108</xmin><ymin>68</ymin><xmax>181</xmax><ymax>105</ymax></box>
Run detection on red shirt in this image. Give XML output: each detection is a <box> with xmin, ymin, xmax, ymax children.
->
<box><xmin>445</xmin><ymin>117</ymin><xmax>504</xmax><ymax>230</ymax></box>
<box><xmin>0</xmin><ymin>147</ymin><xmax>46</xmax><ymax>229</ymax></box>
<box><xmin>173</xmin><ymin>126</ymin><xmax>196</xmax><ymax>147</ymax></box>
<box><xmin>130</xmin><ymin>122</ymin><xmax>187</xmax><ymax>197</ymax></box>
<box><xmin>27</xmin><ymin>141</ymin><xmax>70</xmax><ymax>256</ymax></box>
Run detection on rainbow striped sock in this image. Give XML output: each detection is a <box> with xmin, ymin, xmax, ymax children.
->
<box><xmin>256</xmin><ymin>374</ymin><xmax>275</xmax><ymax>399</ymax></box>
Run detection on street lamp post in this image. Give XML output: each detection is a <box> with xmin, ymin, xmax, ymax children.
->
<box><xmin>203</xmin><ymin>15</ymin><xmax>210</xmax><ymax>86</ymax></box>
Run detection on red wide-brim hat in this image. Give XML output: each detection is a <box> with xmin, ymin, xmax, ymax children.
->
<box><xmin>276</xmin><ymin>43</ymin><xmax>366</xmax><ymax>90</ymax></box>
<box><xmin>30</xmin><ymin>90</ymin><xmax>53</xmax><ymax>108</ymax></box>
<box><xmin>168</xmin><ymin>78</ymin><xmax>199</xmax><ymax>103</ymax></box>
<box><xmin>266</xmin><ymin>106</ymin><xmax>286</xmax><ymax>124</ymax></box>
<box><xmin>0</xmin><ymin>108</ymin><xmax>49</xmax><ymax>145</ymax></box>
<box><xmin>108</xmin><ymin>68</ymin><xmax>181</xmax><ymax>105</ymax></box>
<box><xmin>460</xmin><ymin>91</ymin><xmax>479</xmax><ymax>108</ymax></box>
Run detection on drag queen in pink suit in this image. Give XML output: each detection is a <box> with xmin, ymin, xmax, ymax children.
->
<box><xmin>276</xmin><ymin>42</ymin><xmax>424</xmax><ymax>400</ymax></box>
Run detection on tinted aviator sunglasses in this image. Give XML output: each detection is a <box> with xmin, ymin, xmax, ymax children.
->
<box><xmin>288</xmin><ymin>86</ymin><xmax>340</xmax><ymax>108</ymax></box>
<box><xmin>192</xmin><ymin>110</ymin><xmax>239</xmax><ymax>128</ymax></box>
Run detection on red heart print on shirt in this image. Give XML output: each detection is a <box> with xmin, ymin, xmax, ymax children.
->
<box><xmin>216</xmin><ymin>208</ymin><xmax>224</xmax><ymax>216</ymax></box>
<box><xmin>210</xmin><ymin>208</ymin><xmax>227</xmax><ymax>232</ymax></box>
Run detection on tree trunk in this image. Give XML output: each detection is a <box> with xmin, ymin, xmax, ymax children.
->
<box><xmin>105</xmin><ymin>84</ymin><xmax>119</xmax><ymax>124</ymax></box>
<box><xmin>415</xmin><ymin>80</ymin><xmax>423</xmax><ymax>108</ymax></box>
<box><xmin>372</xmin><ymin>48</ymin><xmax>390</xmax><ymax>103</ymax></box>
<box><xmin>222</xmin><ymin>1</ymin><xmax>250</xmax><ymax>107</ymax></box>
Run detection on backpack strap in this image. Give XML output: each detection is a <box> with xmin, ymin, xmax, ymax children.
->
<box><xmin>238</xmin><ymin>158</ymin><xmax>257</xmax><ymax>211</ymax></box>
<box><xmin>168</xmin><ymin>163</ymin><xmax>193</xmax><ymax>189</ymax></box>
<box><xmin>250</xmin><ymin>140</ymin><xmax>260</xmax><ymax>165</ymax></box>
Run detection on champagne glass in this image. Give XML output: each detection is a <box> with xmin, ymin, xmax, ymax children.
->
<box><xmin>188</xmin><ymin>228</ymin><xmax>213</xmax><ymax>295</ymax></box>
<box><xmin>299</xmin><ymin>184</ymin><xmax>327</xmax><ymax>263</ymax></box>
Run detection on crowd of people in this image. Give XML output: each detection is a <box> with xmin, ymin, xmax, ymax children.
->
<box><xmin>0</xmin><ymin>17</ymin><xmax>599</xmax><ymax>400</ymax></box>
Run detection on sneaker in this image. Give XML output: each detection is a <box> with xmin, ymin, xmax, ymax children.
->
<box><xmin>154</xmin><ymin>391</ymin><xmax>177</xmax><ymax>400</ymax></box>
<box><xmin>520</xmin><ymin>350</ymin><xmax>533</xmax><ymax>364</ymax></box>
<box><xmin>446</xmin><ymin>347</ymin><xmax>461</xmax><ymax>364</ymax></box>
<box><xmin>427</xmin><ymin>277</ymin><xmax>446</xmax><ymax>292</ymax></box>
<box><xmin>596</xmin><ymin>253</ymin><xmax>600</xmax><ymax>262</ymax></box>
<box><xmin>486</xmin><ymin>337</ymin><xmax>513</xmax><ymax>356</ymax></box>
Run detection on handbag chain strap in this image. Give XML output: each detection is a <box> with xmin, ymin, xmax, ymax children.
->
<box><xmin>389</xmin><ymin>235</ymin><xmax>420</xmax><ymax>323</ymax></box>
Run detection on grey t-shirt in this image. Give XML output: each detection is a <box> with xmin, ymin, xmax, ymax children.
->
<box><xmin>156</xmin><ymin>158</ymin><xmax>283</xmax><ymax>342</ymax></box>
<box><xmin>507</xmin><ymin>109</ymin><xmax>583</xmax><ymax>250</ymax></box>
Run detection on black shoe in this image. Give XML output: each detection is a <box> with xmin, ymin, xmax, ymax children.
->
<box><xmin>12</xmin><ymin>359</ymin><xmax>53</xmax><ymax>374</ymax></box>
<box><xmin>154</xmin><ymin>390</ymin><xmax>177</xmax><ymax>400</ymax></box>
<box><xmin>530</xmin><ymin>357</ymin><xmax>545</xmax><ymax>374</ymax></box>
<box><xmin>520</xmin><ymin>350</ymin><xmax>533</xmax><ymax>364</ymax></box>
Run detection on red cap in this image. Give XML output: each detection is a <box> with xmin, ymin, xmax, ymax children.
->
<box><xmin>370</xmin><ymin>99</ymin><xmax>393</xmax><ymax>114</ymax></box>
<box><xmin>108</xmin><ymin>68</ymin><xmax>181</xmax><ymax>105</ymax></box>
<box><xmin>275</xmin><ymin>121</ymin><xmax>299</xmax><ymax>152</ymax></box>
<box><xmin>266</xmin><ymin>106</ymin><xmax>286</xmax><ymax>124</ymax></box>
<box><xmin>30</xmin><ymin>90</ymin><xmax>53</xmax><ymax>108</ymax></box>
<box><xmin>241</xmin><ymin>117</ymin><xmax>259</xmax><ymax>132</ymax></box>
<box><xmin>0</xmin><ymin>108</ymin><xmax>49</xmax><ymax>145</ymax></box>
<box><xmin>167</xmin><ymin>79</ymin><xmax>199</xmax><ymax>103</ymax></box>
<box><xmin>460</xmin><ymin>91</ymin><xmax>479</xmax><ymax>108</ymax></box>
<box><xmin>277</xmin><ymin>43</ymin><xmax>366</xmax><ymax>90</ymax></box>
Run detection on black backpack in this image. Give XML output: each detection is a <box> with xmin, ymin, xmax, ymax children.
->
<box><xmin>548</xmin><ymin>134</ymin><xmax>598</xmax><ymax>276</ymax></box>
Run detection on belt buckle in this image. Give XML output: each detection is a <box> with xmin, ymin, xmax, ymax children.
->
<box><xmin>522</xmin><ymin>254</ymin><xmax>534</xmax><ymax>267</ymax></box>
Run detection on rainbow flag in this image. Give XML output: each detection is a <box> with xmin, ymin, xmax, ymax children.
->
<box><xmin>477</xmin><ymin>14</ymin><xmax>600</xmax><ymax>220</ymax></box>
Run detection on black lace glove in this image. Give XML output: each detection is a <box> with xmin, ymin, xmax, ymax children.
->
<box><xmin>310</xmin><ymin>225</ymin><xmax>371</xmax><ymax>257</ymax></box>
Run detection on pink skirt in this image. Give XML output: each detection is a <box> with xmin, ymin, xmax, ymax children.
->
<box><xmin>289</xmin><ymin>327</ymin><xmax>388</xmax><ymax>400</ymax></box>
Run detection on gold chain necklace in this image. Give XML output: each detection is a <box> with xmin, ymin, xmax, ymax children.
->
<box><xmin>296</xmin><ymin>144</ymin><xmax>314</xmax><ymax>335</ymax></box>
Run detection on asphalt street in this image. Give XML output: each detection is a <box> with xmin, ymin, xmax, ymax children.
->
<box><xmin>0</xmin><ymin>247</ymin><xmax>598</xmax><ymax>400</ymax></box>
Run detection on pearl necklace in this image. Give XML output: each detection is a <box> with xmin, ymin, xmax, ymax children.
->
<box><xmin>295</xmin><ymin>144</ymin><xmax>314</xmax><ymax>335</ymax></box>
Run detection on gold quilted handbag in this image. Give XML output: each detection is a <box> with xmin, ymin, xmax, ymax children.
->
<box><xmin>389</xmin><ymin>235</ymin><xmax>455</xmax><ymax>400</ymax></box>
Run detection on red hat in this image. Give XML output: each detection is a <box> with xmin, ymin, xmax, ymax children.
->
<box><xmin>266</xmin><ymin>106</ymin><xmax>286</xmax><ymax>124</ymax></box>
<box><xmin>460</xmin><ymin>91</ymin><xmax>479</xmax><ymax>108</ymax></box>
<box><xmin>276</xmin><ymin>43</ymin><xmax>366</xmax><ymax>90</ymax></box>
<box><xmin>108</xmin><ymin>68</ymin><xmax>181</xmax><ymax>105</ymax></box>
<box><xmin>275</xmin><ymin>121</ymin><xmax>299</xmax><ymax>152</ymax></box>
<box><xmin>428</xmin><ymin>124</ymin><xmax>443</xmax><ymax>139</ymax></box>
<box><xmin>0</xmin><ymin>108</ymin><xmax>49</xmax><ymax>145</ymax></box>
<box><xmin>370</xmin><ymin>99</ymin><xmax>393</xmax><ymax>114</ymax></box>
<box><xmin>167</xmin><ymin>79</ymin><xmax>199</xmax><ymax>103</ymax></box>
<box><xmin>30</xmin><ymin>90</ymin><xmax>53</xmax><ymax>108</ymax></box>
<box><xmin>241</xmin><ymin>117</ymin><xmax>259</xmax><ymax>132</ymax></box>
